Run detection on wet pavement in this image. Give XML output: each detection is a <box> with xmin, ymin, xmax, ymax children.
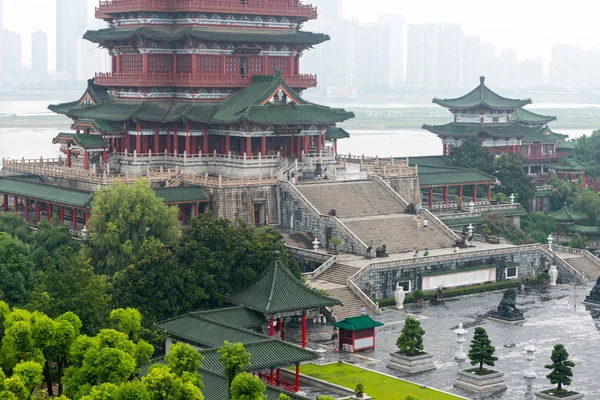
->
<box><xmin>289</xmin><ymin>283</ymin><xmax>600</xmax><ymax>399</ymax></box>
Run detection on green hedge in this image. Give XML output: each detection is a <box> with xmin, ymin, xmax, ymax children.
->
<box><xmin>378</xmin><ymin>279</ymin><xmax>522</xmax><ymax>307</ymax></box>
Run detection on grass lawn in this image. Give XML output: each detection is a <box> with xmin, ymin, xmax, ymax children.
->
<box><xmin>295</xmin><ymin>362</ymin><xmax>463</xmax><ymax>400</ymax></box>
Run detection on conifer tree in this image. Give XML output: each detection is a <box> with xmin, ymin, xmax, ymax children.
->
<box><xmin>545</xmin><ymin>344</ymin><xmax>575</xmax><ymax>393</ymax></box>
<box><xmin>396</xmin><ymin>317</ymin><xmax>425</xmax><ymax>356</ymax></box>
<box><xmin>468</xmin><ymin>327</ymin><xmax>498</xmax><ymax>373</ymax></box>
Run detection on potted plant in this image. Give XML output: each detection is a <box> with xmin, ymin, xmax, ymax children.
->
<box><xmin>387</xmin><ymin>317</ymin><xmax>435</xmax><ymax>374</ymax></box>
<box><xmin>455</xmin><ymin>327</ymin><xmax>507</xmax><ymax>396</ymax></box>
<box><xmin>330</xmin><ymin>237</ymin><xmax>343</xmax><ymax>255</ymax></box>
<box><xmin>354</xmin><ymin>383</ymin><xmax>364</xmax><ymax>398</ymax></box>
<box><xmin>535</xmin><ymin>344</ymin><xmax>582</xmax><ymax>399</ymax></box>
<box><xmin>412</xmin><ymin>289</ymin><xmax>425</xmax><ymax>305</ymax></box>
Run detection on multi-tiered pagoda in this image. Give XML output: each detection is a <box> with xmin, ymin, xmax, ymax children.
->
<box><xmin>48</xmin><ymin>0</ymin><xmax>353</xmax><ymax>177</ymax></box>
<box><xmin>423</xmin><ymin>77</ymin><xmax>568</xmax><ymax>176</ymax></box>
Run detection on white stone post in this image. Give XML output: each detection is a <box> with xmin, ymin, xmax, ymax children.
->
<box><xmin>313</xmin><ymin>238</ymin><xmax>320</xmax><ymax>252</ymax></box>
<box><xmin>547</xmin><ymin>234</ymin><xmax>553</xmax><ymax>252</ymax></box>
<box><xmin>523</xmin><ymin>340</ymin><xmax>537</xmax><ymax>400</ymax></box>
<box><xmin>510</xmin><ymin>193</ymin><xmax>516</xmax><ymax>204</ymax></box>
<box><xmin>469</xmin><ymin>200</ymin><xmax>475</xmax><ymax>213</ymax></box>
<box><xmin>454</xmin><ymin>323</ymin><xmax>467</xmax><ymax>361</ymax></box>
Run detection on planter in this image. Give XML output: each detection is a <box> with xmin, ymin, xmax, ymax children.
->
<box><xmin>454</xmin><ymin>368</ymin><xmax>507</xmax><ymax>396</ymax></box>
<box><xmin>386</xmin><ymin>351</ymin><xmax>436</xmax><ymax>374</ymax></box>
<box><xmin>535</xmin><ymin>389</ymin><xmax>584</xmax><ymax>399</ymax></box>
<box><xmin>350</xmin><ymin>395</ymin><xmax>372</xmax><ymax>400</ymax></box>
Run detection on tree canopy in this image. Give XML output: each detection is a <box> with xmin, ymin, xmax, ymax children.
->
<box><xmin>229</xmin><ymin>373</ymin><xmax>266</xmax><ymax>400</ymax></box>
<box><xmin>218</xmin><ymin>341</ymin><xmax>251</xmax><ymax>389</ymax></box>
<box><xmin>468</xmin><ymin>327</ymin><xmax>498</xmax><ymax>373</ymax></box>
<box><xmin>545</xmin><ymin>344</ymin><xmax>575</xmax><ymax>393</ymax></box>
<box><xmin>396</xmin><ymin>317</ymin><xmax>425</xmax><ymax>357</ymax></box>
<box><xmin>0</xmin><ymin>232</ymin><xmax>35</xmax><ymax>306</ymax></box>
<box><xmin>449</xmin><ymin>135</ymin><xmax>495</xmax><ymax>173</ymax></box>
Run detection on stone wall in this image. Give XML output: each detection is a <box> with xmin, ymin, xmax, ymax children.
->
<box><xmin>385</xmin><ymin>175</ymin><xmax>422</xmax><ymax>206</ymax></box>
<box><xmin>279</xmin><ymin>184</ymin><xmax>365</xmax><ymax>254</ymax></box>
<box><xmin>355</xmin><ymin>249</ymin><xmax>579</xmax><ymax>300</ymax></box>
<box><xmin>203</xmin><ymin>184</ymin><xmax>278</xmax><ymax>226</ymax></box>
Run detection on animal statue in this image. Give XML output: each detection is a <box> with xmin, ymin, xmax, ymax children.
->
<box><xmin>497</xmin><ymin>288</ymin><xmax>520</xmax><ymax>316</ymax></box>
<box><xmin>365</xmin><ymin>241</ymin><xmax>373</xmax><ymax>259</ymax></box>
<box><xmin>434</xmin><ymin>286</ymin><xmax>444</xmax><ymax>302</ymax></box>
<box><xmin>375</xmin><ymin>244</ymin><xmax>389</xmax><ymax>258</ymax></box>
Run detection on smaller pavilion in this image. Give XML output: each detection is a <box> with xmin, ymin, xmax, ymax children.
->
<box><xmin>332</xmin><ymin>315</ymin><xmax>383</xmax><ymax>353</ymax></box>
<box><xmin>52</xmin><ymin>133</ymin><xmax>110</xmax><ymax>171</ymax></box>
<box><xmin>548</xmin><ymin>203</ymin><xmax>586</xmax><ymax>239</ymax></box>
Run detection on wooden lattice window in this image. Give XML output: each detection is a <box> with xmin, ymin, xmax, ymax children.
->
<box><xmin>225</xmin><ymin>56</ymin><xmax>241</xmax><ymax>74</ymax></box>
<box><xmin>267</xmin><ymin>57</ymin><xmax>288</xmax><ymax>74</ymax></box>
<box><xmin>149</xmin><ymin>54</ymin><xmax>173</xmax><ymax>73</ymax></box>
<box><xmin>176</xmin><ymin>55</ymin><xmax>192</xmax><ymax>74</ymax></box>
<box><xmin>198</xmin><ymin>55</ymin><xmax>220</xmax><ymax>73</ymax></box>
<box><xmin>247</xmin><ymin>57</ymin><xmax>262</xmax><ymax>74</ymax></box>
<box><xmin>121</xmin><ymin>55</ymin><xmax>143</xmax><ymax>73</ymax></box>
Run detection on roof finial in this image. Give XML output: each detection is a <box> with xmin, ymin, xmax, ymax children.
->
<box><xmin>480</xmin><ymin>76</ymin><xmax>485</xmax><ymax>84</ymax></box>
<box><xmin>274</xmin><ymin>250</ymin><xmax>281</xmax><ymax>261</ymax></box>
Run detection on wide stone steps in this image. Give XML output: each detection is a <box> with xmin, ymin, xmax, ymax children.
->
<box><xmin>559</xmin><ymin>255</ymin><xmax>600</xmax><ymax>281</ymax></box>
<box><xmin>317</xmin><ymin>263</ymin><xmax>361</xmax><ymax>285</ymax></box>
<box><xmin>327</xmin><ymin>287</ymin><xmax>371</xmax><ymax>320</ymax></box>
<box><xmin>296</xmin><ymin>180</ymin><xmax>405</xmax><ymax>218</ymax></box>
<box><xmin>342</xmin><ymin>214</ymin><xmax>456</xmax><ymax>254</ymax></box>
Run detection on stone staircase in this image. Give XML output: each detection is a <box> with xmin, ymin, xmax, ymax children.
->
<box><xmin>327</xmin><ymin>287</ymin><xmax>371</xmax><ymax>321</ymax></box>
<box><xmin>555</xmin><ymin>253</ymin><xmax>600</xmax><ymax>281</ymax></box>
<box><xmin>318</xmin><ymin>263</ymin><xmax>360</xmax><ymax>285</ymax></box>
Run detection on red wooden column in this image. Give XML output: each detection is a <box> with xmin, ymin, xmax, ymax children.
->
<box><xmin>487</xmin><ymin>184</ymin><xmax>491</xmax><ymax>203</ymax></box>
<box><xmin>334</xmin><ymin>138</ymin><xmax>338</xmax><ymax>155</ymax></box>
<box><xmin>13</xmin><ymin>196</ymin><xmax>18</xmax><ymax>214</ymax></box>
<box><xmin>203</xmin><ymin>125</ymin><xmax>209</xmax><ymax>155</ymax></box>
<box><xmin>316</xmin><ymin>134</ymin><xmax>322</xmax><ymax>152</ymax></box>
<box><xmin>287</xmin><ymin>56</ymin><xmax>294</xmax><ymax>76</ymax></box>
<box><xmin>458</xmin><ymin>185</ymin><xmax>463</xmax><ymax>202</ymax></box>
<box><xmin>443</xmin><ymin>186</ymin><xmax>449</xmax><ymax>206</ymax></box>
<box><xmin>166</xmin><ymin>125</ymin><xmax>172</xmax><ymax>154</ymax></box>
<box><xmin>84</xmin><ymin>212</ymin><xmax>89</xmax><ymax>227</ymax></box>
<box><xmin>111</xmin><ymin>55</ymin><xmax>117</xmax><ymax>73</ymax></box>
<box><xmin>83</xmin><ymin>150</ymin><xmax>89</xmax><ymax>171</ymax></box>
<box><xmin>443</xmin><ymin>144</ymin><xmax>447</xmax><ymax>156</ymax></box>
<box><xmin>473</xmin><ymin>184</ymin><xmax>478</xmax><ymax>204</ymax></box>
<box><xmin>246</xmin><ymin>137</ymin><xmax>252</xmax><ymax>157</ymax></box>
<box><xmin>72</xmin><ymin>208</ymin><xmax>77</xmax><ymax>231</ymax></box>
<box><xmin>219</xmin><ymin>55</ymin><xmax>226</xmax><ymax>75</ymax></box>
<box><xmin>59</xmin><ymin>206</ymin><xmax>64</xmax><ymax>224</ymax></box>
<box><xmin>47</xmin><ymin>203</ymin><xmax>53</xmax><ymax>221</ymax></box>
<box><xmin>185</xmin><ymin>122</ymin><xmax>191</xmax><ymax>155</ymax></box>
<box><xmin>303</xmin><ymin>136</ymin><xmax>309</xmax><ymax>155</ymax></box>
<box><xmin>295</xmin><ymin>364</ymin><xmax>300</xmax><ymax>392</ymax></box>
<box><xmin>225</xmin><ymin>134</ymin><xmax>231</xmax><ymax>154</ymax></box>
<box><xmin>172</xmin><ymin>54</ymin><xmax>177</xmax><ymax>77</ymax></box>
<box><xmin>195</xmin><ymin>203</ymin><xmax>200</xmax><ymax>217</ymax></box>
<box><xmin>2</xmin><ymin>194</ymin><xmax>7</xmax><ymax>213</ymax></box>
<box><xmin>36</xmin><ymin>202</ymin><xmax>41</xmax><ymax>224</ymax></box>
<box><xmin>276</xmin><ymin>368</ymin><xmax>280</xmax><ymax>383</ymax></box>
<box><xmin>296</xmin><ymin>136</ymin><xmax>301</xmax><ymax>158</ymax></box>
<box><xmin>66</xmin><ymin>144</ymin><xmax>72</xmax><ymax>167</ymax></box>
<box><xmin>181</xmin><ymin>205</ymin><xmax>186</xmax><ymax>225</ymax></box>
<box><xmin>154</xmin><ymin>123</ymin><xmax>160</xmax><ymax>152</ymax></box>
<box><xmin>261</xmin><ymin>137</ymin><xmax>267</xmax><ymax>158</ymax></box>
<box><xmin>116</xmin><ymin>54</ymin><xmax>122</xmax><ymax>73</ymax></box>
<box><xmin>136</xmin><ymin>122</ymin><xmax>141</xmax><ymax>153</ymax></box>
<box><xmin>301</xmin><ymin>312</ymin><xmax>307</xmax><ymax>348</ymax></box>
<box><xmin>142</xmin><ymin>53</ymin><xmax>149</xmax><ymax>77</ymax></box>
<box><xmin>24</xmin><ymin>200</ymin><xmax>30</xmax><ymax>222</ymax></box>
<box><xmin>103</xmin><ymin>149</ymin><xmax>108</xmax><ymax>164</ymax></box>
<box><xmin>269</xmin><ymin>317</ymin><xmax>274</xmax><ymax>337</ymax></box>
<box><xmin>428</xmin><ymin>187</ymin><xmax>433</xmax><ymax>208</ymax></box>
<box><xmin>270</xmin><ymin>369</ymin><xmax>275</xmax><ymax>385</ymax></box>
<box><xmin>173</xmin><ymin>125</ymin><xmax>179</xmax><ymax>154</ymax></box>
<box><xmin>191</xmin><ymin>54</ymin><xmax>198</xmax><ymax>75</ymax></box>
<box><xmin>290</xmin><ymin>135</ymin><xmax>296</xmax><ymax>155</ymax></box>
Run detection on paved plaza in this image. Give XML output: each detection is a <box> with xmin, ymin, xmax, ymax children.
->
<box><xmin>290</xmin><ymin>282</ymin><xmax>600</xmax><ymax>399</ymax></box>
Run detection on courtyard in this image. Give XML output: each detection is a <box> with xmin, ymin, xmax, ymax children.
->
<box><xmin>290</xmin><ymin>282</ymin><xmax>600</xmax><ymax>399</ymax></box>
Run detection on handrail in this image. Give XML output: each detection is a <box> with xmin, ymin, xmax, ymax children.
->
<box><xmin>541</xmin><ymin>247</ymin><xmax>588</xmax><ymax>284</ymax></box>
<box><xmin>421</xmin><ymin>208</ymin><xmax>461</xmax><ymax>241</ymax></box>
<box><xmin>347</xmin><ymin>278</ymin><xmax>381</xmax><ymax>315</ymax></box>
<box><xmin>553</xmin><ymin>245</ymin><xmax>600</xmax><ymax>279</ymax></box>
<box><xmin>304</xmin><ymin>255</ymin><xmax>337</xmax><ymax>280</ymax></box>
<box><xmin>370</xmin><ymin>175</ymin><xmax>408</xmax><ymax>207</ymax></box>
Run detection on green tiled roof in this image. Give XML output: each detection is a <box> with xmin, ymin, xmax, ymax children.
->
<box><xmin>432</xmin><ymin>76</ymin><xmax>532</xmax><ymax>110</ymax></box>
<box><xmin>72</xmin><ymin>119</ymin><xmax>124</xmax><ymax>134</ymax></box>
<box><xmin>52</xmin><ymin>133</ymin><xmax>110</xmax><ymax>148</ymax></box>
<box><xmin>571</xmin><ymin>225</ymin><xmax>600</xmax><ymax>234</ymax></box>
<box><xmin>325</xmin><ymin>127</ymin><xmax>350</xmax><ymax>140</ymax></box>
<box><xmin>331</xmin><ymin>315</ymin><xmax>383</xmax><ymax>331</ymax></box>
<box><xmin>0</xmin><ymin>178</ymin><xmax>92</xmax><ymax>208</ymax></box>
<box><xmin>49</xmin><ymin>74</ymin><xmax>354</xmax><ymax>127</ymax></box>
<box><xmin>548</xmin><ymin>204</ymin><xmax>586</xmax><ymax>222</ymax></box>
<box><xmin>549</xmin><ymin>158</ymin><xmax>588</xmax><ymax>172</ymax></box>
<box><xmin>408</xmin><ymin>156</ymin><xmax>454</xmax><ymax>168</ymax></box>
<box><xmin>190</xmin><ymin>306</ymin><xmax>265</xmax><ymax>329</ymax></box>
<box><xmin>422</xmin><ymin>123</ymin><xmax>543</xmax><ymax>138</ymax></box>
<box><xmin>521</xmin><ymin>128</ymin><xmax>567</xmax><ymax>142</ymax></box>
<box><xmin>200</xmin><ymin>339</ymin><xmax>316</xmax><ymax>373</ymax></box>
<box><xmin>229</xmin><ymin>253</ymin><xmax>341</xmax><ymax>315</ymax></box>
<box><xmin>509</xmin><ymin>108</ymin><xmax>556</xmax><ymax>124</ymax></box>
<box><xmin>84</xmin><ymin>26</ymin><xmax>329</xmax><ymax>47</ymax></box>
<box><xmin>159</xmin><ymin>314</ymin><xmax>268</xmax><ymax>348</ymax></box>
<box><xmin>556</xmin><ymin>140</ymin><xmax>576</xmax><ymax>151</ymax></box>
<box><xmin>154</xmin><ymin>187</ymin><xmax>209</xmax><ymax>203</ymax></box>
<box><xmin>418</xmin><ymin>165</ymin><xmax>497</xmax><ymax>187</ymax></box>
<box><xmin>49</xmin><ymin>79</ymin><xmax>110</xmax><ymax>114</ymax></box>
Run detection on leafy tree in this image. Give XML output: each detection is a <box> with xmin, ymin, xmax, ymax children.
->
<box><xmin>571</xmin><ymin>188</ymin><xmax>600</xmax><ymax>227</ymax></box>
<box><xmin>547</xmin><ymin>175</ymin><xmax>579</xmax><ymax>211</ymax></box>
<box><xmin>520</xmin><ymin>212</ymin><xmax>556</xmax><ymax>244</ymax></box>
<box><xmin>568</xmin><ymin>235</ymin><xmax>589</xmax><ymax>249</ymax></box>
<box><xmin>449</xmin><ymin>135</ymin><xmax>495</xmax><ymax>174</ymax></box>
<box><xmin>111</xmin><ymin>240</ymin><xmax>207</xmax><ymax>324</ymax></box>
<box><xmin>545</xmin><ymin>344</ymin><xmax>575</xmax><ymax>394</ymax></box>
<box><xmin>13</xmin><ymin>361</ymin><xmax>43</xmax><ymax>398</ymax></box>
<box><xmin>28</xmin><ymin>219</ymin><xmax>81</xmax><ymax>269</ymax></box>
<box><xmin>229</xmin><ymin>372</ymin><xmax>266</xmax><ymax>400</ymax></box>
<box><xmin>142</xmin><ymin>364</ymin><xmax>204</xmax><ymax>400</ymax></box>
<box><xmin>110</xmin><ymin>308</ymin><xmax>142</xmax><ymax>341</ymax></box>
<box><xmin>86</xmin><ymin>180</ymin><xmax>179</xmax><ymax>275</ymax></box>
<box><xmin>278</xmin><ymin>394</ymin><xmax>290</xmax><ymax>400</ymax></box>
<box><xmin>468</xmin><ymin>327</ymin><xmax>498</xmax><ymax>373</ymax></box>
<box><xmin>0</xmin><ymin>213</ymin><xmax>32</xmax><ymax>243</ymax></box>
<box><xmin>166</xmin><ymin>342</ymin><xmax>203</xmax><ymax>378</ymax></box>
<box><xmin>219</xmin><ymin>341</ymin><xmax>251</xmax><ymax>389</ymax></box>
<box><xmin>316</xmin><ymin>396</ymin><xmax>335</xmax><ymax>400</ymax></box>
<box><xmin>0</xmin><ymin>233</ymin><xmax>35</xmax><ymax>306</ymax></box>
<box><xmin>396</xmin><ymin>317</ymin><xmax>425</xmax><ymax>357</ymax></box>
<box><xmin>491</xmin><ymin>153</ymin><xmax>536</xmax><ymax>209</ymax></box>
<box><xmin>482</xmin><ymin>212</ymin><xmax>531</xmax><ymax>245</ymax></box>
<box><xmin>114</xmin><ymin>379</ymin><xmax>150</xmax><ymax>400</ymax></box>
<box><xmin>403</xmin><ymin>396</ymin><xmax>420</xmax><ymax>400</ymax></box>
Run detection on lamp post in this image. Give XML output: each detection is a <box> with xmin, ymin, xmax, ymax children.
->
<box><xmin>454</xmin><ymin>322</ymin><xmax>467</xmax><ymax>361</ymax></box>
<box><xmin>467</xmin><ymin>224</ymin><xmax>474</xmax><ymax>246</ymax></box>
<box><xmin>523</xmin><ymin>340</ymin><xmax>537</xmax><ymax>400</ymax></box>
<box><xmin>81</xmin><ymin>225</ymin><xmax>88</xmax><ymax>241</ymax></box>
<box><xmin>547</xmin><ymin>234</ymin><xmax>553</xmax><ymax>252</ymax></box>
<box><xmin>510</xmin><ymin>193</ymin><xmax>515</xmax><ymax>205</ymax></box>
<box><xmin>468</xmin><ymin>200</ymin><xmax>475</xmax><ymax>213</ymax></box>
<box><xmin>312</xmin><ymin>238</ymin><xmax>320</xmax><ymax>252</ymax></box>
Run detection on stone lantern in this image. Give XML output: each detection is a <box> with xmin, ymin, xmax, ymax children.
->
<box><xmin>510</xmin><ymin>193</ymin><xmax>515</xmax><ymax>204</ymax></box>
<box><xmin>313</xmin><ymin>237</ymin><xmax>320</xmax><ymax>251</ymax></box>
<box><xmin>547</xmin><ymin>234</ymin><xmax>553</xmax><ymax>252</ymax></box>
<box><xmin>454</xmin><ymin>322</ymin><xmax>467</xmax><ymax>361</ymax></box>
<box><xmin>523</xmin><ymin>340</ymin><xmax>537</xmax><ymax>400</ymax></box>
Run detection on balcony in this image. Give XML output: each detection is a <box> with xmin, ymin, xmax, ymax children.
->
<box><xmin>94</xmin><ymin>72</ymin><xmax>317</xmax><ymax>89</ymax></box>
<box><xmin>96</xmin><ymin>0</ymin><xmax>318</xmax><ymax>20</ymax></box>
<box><xmin>522</xmin><ymin>152</ymin><xmax>569</xmax><ymax>162</ymax></box>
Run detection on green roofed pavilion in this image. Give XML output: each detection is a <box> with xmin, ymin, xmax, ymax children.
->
<box><xmin>509</xmin><ymin>108</ymin><xmax>556</xmax><ymax>124</ymax></box>
<box><xmin>332</xmin><ymin>315</ymin><xmax>383</xmax><ymax>352</ymax></box>
<box><xmin>432</xmin><ymin>76</ymin><xmax>532</xmax><ymax>110</ymax></box>
<box><xmin>332</xmin><ymin>315</ymin><xmax>383</xmax><ymax>331</ymax></box>
<box><xmin>52</xmin><ymin>133</ymin><xmax>109</xmax><ymax>148</ymax></box>
<box><xmin>548</xmin><ymin>204</ymin><xmax>586</xmax><ymax>224</ymax></box>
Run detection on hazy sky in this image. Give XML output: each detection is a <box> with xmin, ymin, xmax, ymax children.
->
<box><xmin>3</xmin><ymin>0</ymin><xmax>599</xmax><ymax>69</ymax></box>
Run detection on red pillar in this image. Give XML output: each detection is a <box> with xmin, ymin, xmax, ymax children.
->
<box><xmin>116</xmin><ymin>54</ymin><xmax>122</xmax><ymax>73</ymax></box>
<box><xmin>428</xmin><ymin>187</ymin><xmax>433</xmax><ymax>208</ymax></box>
<box><xmin>487</xmin><ymin>184</ymin><xmax>491</xmax><ymax>203</ymax></box>
<box><xmin>173</xmin><ymin>125</ymin><xmax>179</xmax><ymax>154</ymax></box>
<box><xmin>316</xmin><ymin>134</ymin><xmax>322</xmax><ymax>153</ymax></box>
<box><xmin>84</xmin><ymin>212</ymin><xmax>89</xmax><ymax>227</ymax></box>
<box><xmin>225</xmin><ymin>134</ymin><xmax>231</xmax><ymax>154</ymax></box>
<box><xmin>473</xmin><ymin>184</ymin><xmax>478</xmax><ymax>204</ymax></box>
<box><xmin>295</xmin><ymin>364</ymin><xmax>300</xmax><ymax>392</ymax></box>
<box><xmin>13</xmin><ymin>196</ymin><xmax>18</xmax><ymax>214</ymax></box>
<box><xmin>166</xmin><ymin>125</ymin><xmax>172</xmax><ymax>154</ymax></box>
<box><xmin>290</xmin><ymin>135</ymin><xmax>296</xmax><ymax>155</ymax></box>
<box><xmin>276</xmin><ymin>317</ymin><xmax>283</xmax><ymax>332</ymax></box>
<box><xmin>72</xmin><ymin>208</ymin><xmax>77</xmax><ymax>231</ymax></box>
<box><xmin>59</xmin><ymin>206</ymin><xmax>64</xmax><ymax>224</ymax></box>
<box><xmin>334</xmin><ymin>138</ymin><xmax>338</xmax><ymax>154</ymax></box>
<box><xmin>191</xmin><ymin>54</ymin><xmax>198</xmax><ymax>75</ymax></box>
<box><xmin>270</xmin><ymin>370</ymin><xmax>275</xmax><ymax>385</ymax></box>
<box><xmin>443</xmin><ymin>186</ymin><xmax>449</xmax><ymax>206</ymax></box>
<box><xmin>303</xmin><ymin>136</ymin><xmax>309</xmax><ymax>155</ymax></box>
<box><xmin>36</xmin><ymin>202</ymin><xmax>41</xmax><ymax>224</ymax></box>
<box><xmin>2</xmin><ymin>194</ymin><xmax>7</xmax><ymax>213</ymax></box>
<box><xmin>287</xmin><ymin>56</ymin><xmax>294</xmax><ymax>76</ymax></box>
<box><xmin>443</xmin><ymin>144</ymin><xmax>447</xmax><ymax>156</ymax></box>
<box><xmin>261</xmin><ymin>136</ymin><xmax>267</xmax><ymax>158</ymax></box>
<box><xmin>458</xmin><ymin>185</ymin><xmax>463</xmax><ymax>202</ymax></box>
<box><xmin>66</xmin><ymin>145</ymin><xmax>72</xmax><ymax>167</ymax></box>
<box><xmin>111</xmin><ymin>55</ymin><xmax>117</xmax><ymax>73</ymax></box>
<box><xmin>142</xmin><ymin>53</ymin><xmax>149</xmax><ymax>76</ymax></box>
<box><xmin>301</xmin><ymin>312</ymin><xmax>307</xmax><ymax>349</ymax></box>
<box><xmin>269</xmin><ymin>318</ymin><xmax>274</xmax><ymax>337</ymax></box>
<box><xmin>103</xmin><ymin>149</ymin><xmax>108</xmax><ymax>164</ymax></box>
<box><xmin>136</xmin><ymin>121</ymin><xmax>141</xmax><ymax>153</ymax></box>
<box><xmin>276</xmin><ymin>368</ymin><xmax>280</xmax><ymax>383</ymax></box>
<box><xmin>203</xmin><ymin>125</ymin><xmax>209</xmax><ymax>155</ymax></box>
<box><xmin>24</xmin><ymin>200</ymin><xmax>29</xmax><ymax>222</ymax></box>
<box><xmin>185</xmin><ymin>122</ymin><xmax>191</xmax><ymax>154</ymax></box>
<box><xmin>47</xmin><ymin>203</ymin><xmax>52</xmax><ymax>221</ymax></box>
<box><xmin>246</xmin><ymin>137</ymin><xmax>252</xmax><ymax>157</ymax></box>
<box><xmin>296</xmin><ymin>136</ymin><xmax>301</xmax><ymax>158</ymax></box>
<box><xmin>154</xmin><ymin>123</ymin><xmax>160</xmax><ymax>152</ymax></box>
<box><xmin>84</xmin><ymin>151</ymin><xmax>89</xmax><ymax>171</ymax></box>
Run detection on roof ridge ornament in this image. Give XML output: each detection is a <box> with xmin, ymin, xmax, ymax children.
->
<box><xmin>480</xmin><ymin>76</ymin><xmax>485</xmax><ymax>101</ymax></box>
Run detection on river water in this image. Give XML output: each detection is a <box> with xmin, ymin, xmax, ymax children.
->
<box><xmin>0</xmin><ymin>99</ymin><xmax>596</xmax><ymax>160</ymax></box>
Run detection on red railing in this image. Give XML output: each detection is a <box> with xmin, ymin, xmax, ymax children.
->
<box><xmin>96</xmin><ymin>0</ymin><xmax>318</xmax><ymax>19</ymax></box>
<box><xmin>94</xmin><ymin>72</ymin><xmax>317</xmax><ymax>88</ymax></box>
<box><xmin>257</xmin><ymin>372</ymin><xmax>297</xmax><ymax>392</ymax></box>
<box><xmin>580</xmin><ymin>177</ymin><xmax>600</xmax><ymax>192</ymax></box>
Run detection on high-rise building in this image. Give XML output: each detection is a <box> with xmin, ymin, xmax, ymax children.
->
<box><xmin>462</xmin><ymin>36</ymin><xmax>481</xmax><ymax>86</ymax></box>
<box><xmin>76</xmin><ymin>20</ymin><xmax>110</xmax><ymax>81</ymax></box>
<box><xmin>32</xmin><ymin>31</ymin><xmax>48</xmax><ymax>82</ymax></box>
<box><xmin>497</xmin><ymin>49</ymin><xmax>518</xmax><ymax>88</ymax></box>
<box><xmin>379</xmin><ymin>14</ymin><xmax>405</xmax><ymax>86</ymax></box>
<box><xmin>0</xmin><ymin>0</ymin><xmax>4</xmax><ymax>82</ymax></box>
<box><xmin>480</xmin><ymin>43</ymin><xmax>497</xmax><ymax>83</ymax></box>
<box><xmin>56</xmin><ymin>0</ymin><xmax>89</xmax><ymax>80</ymax></box>
<box><xmin>519</xmin><ymin>58</ymin><xmax>543</xmax><ymax>87</ymax></box>
<box><xmin>549</xmin><ymin>44</ymin><xmax>584</xmax><ymax>89</ymax></box>
<box><xmin>407</xmin><ymin>24</ymin><xmax>463</xmax><ymax>87</ymax></box>
<box><xmin>356</xmin><ymin>24</ymin><xmax>390</xmax><ymax>90</ymax></box>
<box><xmin>1</xmin><ymin>29</ymin><xmax>21</xmax><ymax>82</ymax></box>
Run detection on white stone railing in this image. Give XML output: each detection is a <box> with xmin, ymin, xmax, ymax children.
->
<box><xmin>436</xmin><ymin>211</ymin><xmax>482</xmax><ymax>220</ymax></box>
<box><xmin>347</xmin><ymin>277</ymin><xmax>381</xmax><ymax>315</ymax></box>
<box><xmin>370</xmin><ymin>175</ymin><xmax>409</xmax><ymax>207</ymax></box>
<box><xmin>541</xmin><ymin>247</ymin><xmax>588</xmax><ymax>284</ymax></box>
